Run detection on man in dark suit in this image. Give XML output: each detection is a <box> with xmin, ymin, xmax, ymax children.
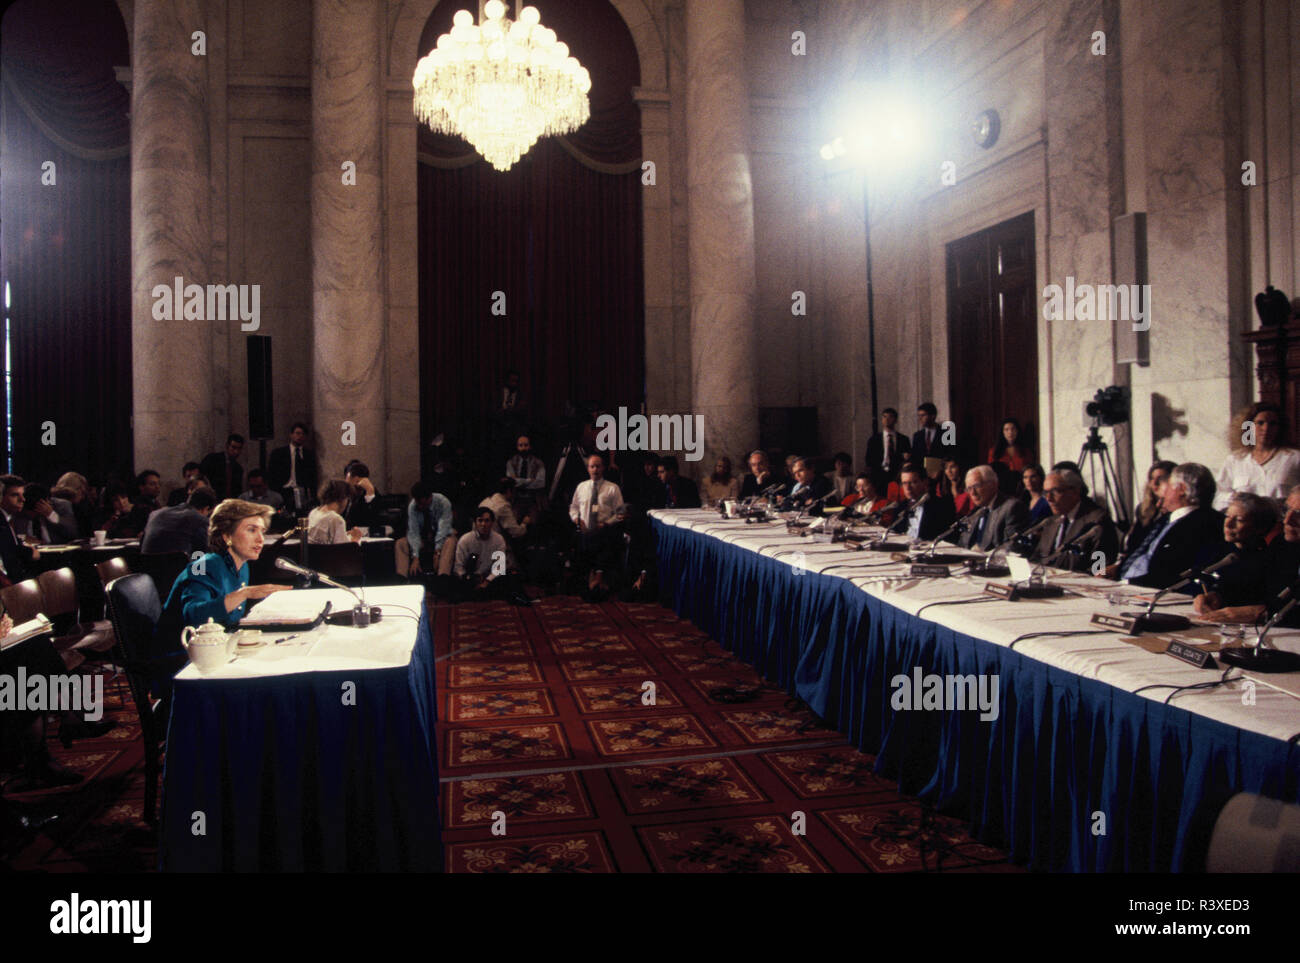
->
<box><xmin>911</xmin><ymin>402</ymin><xmax>956</xmax><ymax>467</ymax></box>
<box><xmin>956</xmin><ymin>465</ymin><xmax>1030</xmax><ymax>551</ymax></box>
<box><xmin>342</xmin><ymin>460</ymin><xmax>382</xmax><ymax>532</ymax></box>
<box><xmin>1033</xmin><ymin>469</ymin><xmax>1119</xmax><ymax>571</ymax></box>
<box><xmin>166</xmin><ymin>462</ymin><xmax>204</xmax><ymax>506</ymax></box>
<box><xmin>200</xmin><ymin>433</ymin><xmax>245</xmax><ymax>500</ymax></box>
<box><xmin>0</xmin><ymin>475</ymin><xmax>40</xmax><ymax>583</ymax></box>
<box><xmin>657</xmin><ymin>455</ymin><xmax>700</xmax><ymax>509</ymax></box>
<box><xmin>865</xmin><ymin>408</ymin><xmax>911</xmax><ymax>492</ymax></box>
<box><xmin>1116</xmin><ymin>462</ymin><xmax>1222</xmax><ymax>588</ymax></box>
<box><xmin>784</xmin><ymin>457</ymin><xmax>834</xmax><ymax>515</ymax></box>
<box><xmin>739</xmin><ymin>449</ymin><xmax>787</xmax><ymax>500</ymax></box>
<box><xmin>266</xmin><ymin>423</ymin><xmax>319</xmax><ymax>513</ymax></box>
<box><xmin>141</xmin><ymin>487</ymin><xmax>217</xmax><ymax>555</ymax></box>
<box><xmin>9</xmin><ymin>483</ymin><xmax>76</xmax><ymax>545</ymax></box>
<box><xmin>889</xmin><ymin>465</ymin><xmax>955</xmax><ymax>540</ymax></box>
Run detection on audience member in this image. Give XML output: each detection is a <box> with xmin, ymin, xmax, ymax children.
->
<box><xmin>569</xmin><ymin>453</ymin><xmax>626</xmax><ymax>597</ymax></box>
<box><xmin>402</xmin><ymin>480</ymin><xmax>456</xmax><ymax>580</ymax></box>
<box><xmin>53</xmin><ymin>471</ymin><xmax>95</xmax><ymax>537</ymax></box>
<box><xmin>308</xmin><ymin>480</ymin><xmax>364</xmax><ymax>544</ymax></box>
<box><xmin>239</xmin><ymin>469</ymin><xmax>285</xmax><ymax>511</ymax></box>
<box><xmin>200</xmin><ymin>433</ymin><xmax>245</xmax><ymax>500</ymax></box>
<box><xmin>938</xmin><ymin>459</ymin><xmax>972</xmax><ymax>516</ymax></box>
<box><xmin>0</xmin><ymin>475</ymin><xmax>40</xmax><ymax>583</ymax></box>
<box><xmin>956</xmin><ymin>465</ymin><xmax>1030</xmax><ymax>551</ymax></box>
<box><xmin>166</xmin><ymin>462</ymin><xmax>204</xmax><ymax>506</ymax></box>
<box><xmin>342</xmin><ymin>461</ymin><xmax>381</xmax><ymax>532</ymax></box>
<box><xmin>1022</xmin><ymin>464</ymin><xmax>1050</xmax><ymax>523</ymax></box>
<box><xmin>96</xmin><ymin>484</ymin><xmax>139</xmax><ymax>539</ymax></box>
<box><xmin>480</xmin><ymin>477</ymin><xmax>531</xmax><ymax>541</ymax></box>
<box><xmin>267</xmin><ymin>423</ymin><xmax>318</xmax><ymax>513</ymax></box>
<box><xmin>454</xmin><ymin>507</ymin><xmax>529</xmax><ymax>605</ymax></box>
<box><xmin>703</xmin><ymin>456</ymin><xmax>742</xmax><ymax>504</ymax></box>
<box><xmin>912</xmin><ymin>402</ymin><xmax>955</xmax><ymax>471</ymax></box>
<box><xmin>657</xmin><ymin>455</ymin><xmax>701</xmax><ymax>509</ymax></box>
<box><xmin>10</xmin><ymin>482</ymin><xmax>75</xmax><ymax>544</ymax></box>
<box><xmin>865</xmin><ymin>408</ymin><xmax>911</xmax><ymax>492</ymax></box>
<box><xmin>1115</xmin><ymin>463</ymin><xmax>1220</xmax><ymax>587</ymax></box>
<box><xmin>1214</xmin><ymin>402</ymin><xmax>1300</xmax><ymax>510</ymax></box>
<box><xmin>506</xmin><ymin>434</ymin><xmax>547</xmax><ymax>513</ymax></box>
<box><xmin>141</xmin><ymin>486</ymin><xmax>217</xmax><ymax>555</ymax></box>
<box><xmin>824</xmin><ymin>452</ymin><xmax>853</xmax><ymax>504</ymax></box>
<box><xmin>1032</xmin><ymin>468</ymin><xmax>1119</xmax><ymax>572</ymax></box>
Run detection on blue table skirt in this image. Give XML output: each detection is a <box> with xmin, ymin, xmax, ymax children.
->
<box><xmin>159</xmin><ymin>608</ymin><xmax>440</xmax><ymax>872</ymax></box>
<box><xmin>653</xmin><ymin>519</ymin><xmax>1300</xmax><ymax>872</ymax></box>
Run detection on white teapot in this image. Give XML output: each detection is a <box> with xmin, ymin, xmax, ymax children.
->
<box><xmin>181</xmin><ymin>618</ymin><xmax>232</xmax><ymax>673</ymax></box>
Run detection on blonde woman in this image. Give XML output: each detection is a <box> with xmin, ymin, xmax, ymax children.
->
<box><xmin>308</xmin><ymin>480</ymin><xmax>365</xmax><ymax>544</ymax></box>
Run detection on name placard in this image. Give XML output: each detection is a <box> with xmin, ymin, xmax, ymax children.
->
<box><xmin>1090</xmin><ymin>612</ymin><xmax>1136</xmax><ymax>632</ymax></box>
<box><xmin>1165</xmin><ymin>638</ymin><xmax>1217</xmax><ymax>669</ymax></box>
<box><xmin>909</xmin><ymin>563</ymin><xmax>951</xmax><ymax>578</ymax></box>
<box><xmin>983</xmin><ymin>582</ymin><xmax>1017</xmax><ymax>600</ymax></box>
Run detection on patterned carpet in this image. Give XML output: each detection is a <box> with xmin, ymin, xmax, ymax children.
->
<box><xmin>437</xmin><ymin>596</ymin><xmax>1020</xmax><ymax>873</ymax></box>
<box><xmin>3</xmin><ymin>595</ymin><xmax>1020</xmax><ymax>873</ymax></box>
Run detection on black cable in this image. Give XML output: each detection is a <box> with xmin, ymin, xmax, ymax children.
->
<box><xmin>914</xmin><ymin>596</ymin><xmax>999</xmax><ymax>618</ymax></box>
<box><xmin>1008</xmin><ymin>629</ymin><xmax>1115</xmax><ymax>651</ymax></box>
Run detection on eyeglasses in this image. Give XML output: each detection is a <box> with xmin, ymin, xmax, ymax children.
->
<box><xmin>1043</xmin><ymin>488</ymin><xmax>1065</xmax><ymax>498</ymax></box>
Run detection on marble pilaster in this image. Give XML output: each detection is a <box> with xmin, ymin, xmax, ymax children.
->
<box><xmin>311</xmin><ymin>0</ymin><xmax>386</xmax><ymax>488</ymax></box>
<box><xmin>131</xmin><ymin>0</ymin><xmax>212</xmax><ymax>475</ymax></box>
<box><xmin>685</xmin><ymin>0</ymin><xmax>758</xmax><ymax>469</ymax></box>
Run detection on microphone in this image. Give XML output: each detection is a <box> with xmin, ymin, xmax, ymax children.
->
<box><xmin>888</xmin><ymin>493</ymin><xmax>929</xmax><ymax>534</ymax></box>
<box><xmin>1144</xmin><ymin>551</ymin><xmax>1241</xmax><ymax>611</ymax></box>
<box><xmin>1220</xmin><ymin>575</ymin><xmax>1300</xmax><ymax>673</ymax></box>
<box><xmin>1108</xmin><ymin>552</ymin><xmax>1240</xmax><ymax>634</ymax></box>
<box><xmin>275</xmin><ymin>555</ymin><xmax>379</xmax><ymax>626</ymax></box>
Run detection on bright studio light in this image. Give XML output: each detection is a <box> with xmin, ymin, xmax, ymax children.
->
<box><xmin>819</xmin><ymin>85</ymin><xmax>929</xmax><ymax>172</ymax></box>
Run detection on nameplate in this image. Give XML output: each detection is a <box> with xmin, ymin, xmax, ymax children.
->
<box><xmin>1091</xmin><ymin>612</ymin><xmax>1138</xmax><ymax>633</ymax></box>
<box><xmin>983</xmin><ymin>582</ymin><xmax>1017</xmax><ymax>600</ymax></box>
<box><xmin>1165</xmin><ymin>638</ymin><xmax>1216</xmax><ymax>668</ymax></box>
<box><xmin>843</xmin><ymin>541</ymin><xmax>865</xmax><ymax>551</ymax></box>
<box><xmin>909</xmin><ymin>563</ymin><xmax>950</xmax><ymax>578</ymax></box>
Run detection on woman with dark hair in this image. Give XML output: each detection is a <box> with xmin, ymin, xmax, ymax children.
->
<box><xmin>95</xmin><ymin>483</ymin><xmax>139</xmax><ymax>539</ymax></box>
<box><xmin>989</xmin><ymin>416</ymin><xmax>1033</xmax><ymax>478</ymax></box>
<box><xmin>1022</xmin><ymin>464</ymin><xmax>1051</xmax><ymax>523</ymax></box>
<box><xmin>308</xmin><ymin>480</ymin><xmax>366</xmax><ymax>544</ymax></box>
<box><xmin>937</xmin><ymin>459</ymin><xmax>972</xmax><ymax>516</ymax></box>
<box><xmin>1214</xmin><ymin>402</ymin><xmax>1300</xmax><ymax>509</ymax></box>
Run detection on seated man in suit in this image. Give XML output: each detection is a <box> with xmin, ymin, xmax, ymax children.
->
<box><xmin>865</xmin><ymin>408</ymin><xmax>911</xmax><ymax>492</ymax></box>
<box><xmin>167</xmin><ymin>462</ymin><xmax>203</xmax><ymax>506</ymax></box>
<box><xmin>784</xmin><ymin>457</ymin><xmax>834</xmax><ymax>514</ymax></box>
<box><xmin>1115</xmin><ymin>462</ymin><xmax>1221</xmax><ymax>588</ymax></box>
<box><xmin>955</xmin><ymin>465</ymin><xmax>1030</xmax><ymax>551</ymax></box>
<box><xmin>342</xmin><ymin>461</ymin><xmax>381</xmax><ymax>533</ymax></box>
<box><xmin>141</xmin><ymin>486</ymin><xmax>217</xmax><ymax>555</ymax></box>
<box><xmin>10</xmin><ymin>483</ymin><xmax>75</xmax><ymax>544</ymax></box>
<box><xmin>657</xmin><ymin>455</ymin><xmax>701</xmax><ymax>509</ymax></box>
<box><xmin>0</xmin><ymin>475</ymin><xmax>41</xmax><ymax>582</ymax></box>
<box><xmin>888</xmin><ymin>465</ymin><xmax>955</xmax><ymax>541</ymax></box>
<box><xmin>200</xmin><ymin>433</ymin><xmax>245</xmax><ymax>500</ymax></box>
<box><xmin>1032</xmin><ymin>468</ymin><xmax>1119</xmax><ymax>571</ymax></box>
<box><xmin>266</xmin><ymin>422</ymin><xmax>318</xmax><ymax>513</ymax></box>
<box><xmin>739</xmin><ymin>449</ymin><xmax>784</xmax><ymax>500</ymax></box>
<box><xmin>569</xmin><ymin>453</ymin><xmax>626</xmax><ymax>596</ymax></box>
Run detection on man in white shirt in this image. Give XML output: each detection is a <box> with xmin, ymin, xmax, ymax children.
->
<box><xmin>453</xmin><ymin>507</ymin><xmax>530</xmax><ymax>605</ymax></box>
<box><xmin>569</xmin><ymin>453</ymin><xmax>626</xmax><ymax>596</ymax></box>
<box><xmin>267</xmin><ymin>422</ymin><xmax>318</xmax><ymax>513</ymax></box>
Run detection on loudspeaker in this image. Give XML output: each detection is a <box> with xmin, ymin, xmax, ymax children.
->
<box><xmin>247</xmin><ymin>336</ymin><xmax>274</xmax><ymax>440</ymax></box>
<box><xmin>1113</xmin><ymin>212</ymin><xmax>1149</xmax><ymax>366</ymax></box>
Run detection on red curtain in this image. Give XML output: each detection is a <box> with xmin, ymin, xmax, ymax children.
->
<box><xmin>416</xmin><ymin>0</ymin><xmax>643</xmax><ymax>466</ymax></box>
<box><xmin>0</xmin><ymin>0</ymin><xmax>132</xmax><ymax>487</ymax></box>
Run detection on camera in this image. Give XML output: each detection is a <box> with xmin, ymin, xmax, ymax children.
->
<box><xmin>1084</xmin><ymin>385</ymin><xmax>1128</xmax><ymax>426</ymax></box>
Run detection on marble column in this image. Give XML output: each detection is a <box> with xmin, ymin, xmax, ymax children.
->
<box><xmin>685</xmin><ymin>0</ymin><xmax>758</xmax><ymax>470</ymax></box>
<box><xmin>131</xmin><ymin>0</ymin><xmax>212</xmax><ymax>476</ymax></box>
<box><xmin>311</xmin><ymin>0</ymin><xmax>386</xmax><ymax>488</ymax></box>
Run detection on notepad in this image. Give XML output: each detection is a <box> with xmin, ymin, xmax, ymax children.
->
<box><xmin>0</xmin><ymin>614</ymin><xmax>53</xmax><ymax>651</ymax></box>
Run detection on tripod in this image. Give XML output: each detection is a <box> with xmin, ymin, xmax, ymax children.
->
<box><xmin>1077</xmin><ymin>422</ymin><xmax>1129</xmax><ymax>530</ymax></box>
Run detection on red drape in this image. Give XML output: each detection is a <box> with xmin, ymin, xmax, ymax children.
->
<box><xmin>416</xmin><ymin>0</ymin><xmax>643</xmax><ymax>465</ymax></box>
<box><xmin>0</xmin><ymin>0</ymin><xmax>132</xmax><ymax>487</ymax></box>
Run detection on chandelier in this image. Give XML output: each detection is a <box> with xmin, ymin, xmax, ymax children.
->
<box><xmin>412</xmin><ymin>1</ymin><xmax>592</xmax><ymax>172</ymax></box>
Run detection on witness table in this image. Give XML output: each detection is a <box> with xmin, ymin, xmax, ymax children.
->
<box><xmin>158</xmin><ymin>585</ymin><xmax>439</xmax><ymax>872</ymax></box>
<box><xmin>651</xmin><ymin>509</ymin><xmax>1300</xmax><ymax>872</ymax></box>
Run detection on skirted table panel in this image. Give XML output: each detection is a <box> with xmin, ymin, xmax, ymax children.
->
<box><xmin>652</xmin><ymin>512</ymin><xmax>1300</xmax><ymax>872</ymax></box>
<box><xmin>158</xmin><ymin>587</ymin><xmax>440</xmax><ymax>871</ymax></box>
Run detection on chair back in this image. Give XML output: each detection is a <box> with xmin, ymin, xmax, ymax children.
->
<box><xmin>136</xmin><ymin>551</ymin><xmax>192</xmax><ymax>602</ymax></box>
<box><xmin>37</xmin><ymin>567</ymin><xmax>79</xmax><ymax>620</ymax></box>
<box><xmin>0</xmin><ymin>578</ymin><xmax>45</xmax><ymax>624</ymax></box>
<box><xmin>95</xmin><ymin>555</ymin><xmax>131</xmax><ymax>589</ymax></box>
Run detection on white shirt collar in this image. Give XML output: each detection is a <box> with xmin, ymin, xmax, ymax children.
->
<box><xmin>1169</xmin><ymin>505</ymin><xmax>1194</xmax><ymax>525</ymax></box>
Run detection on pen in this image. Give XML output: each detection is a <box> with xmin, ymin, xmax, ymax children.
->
<box><xmin>274</xmin><ymin>634</ymin><xmax>299</xmax><ymax>644</ymax></box>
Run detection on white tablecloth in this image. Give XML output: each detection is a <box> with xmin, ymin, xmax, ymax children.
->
<box><xmin>653</xmin><ymin>509</ymin><xmax>1300</xmax><ymax>743</ymax></box>
<box><xmin>173</xmin><ymin>585</ymin><xmax>425</xmax><ymax>680</ymax></box>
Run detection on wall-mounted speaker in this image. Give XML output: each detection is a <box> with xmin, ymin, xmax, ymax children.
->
<box><xmin>247</xmin><ymin>336</ymin><xmax>274</xmax><ymax>440</ymax></box>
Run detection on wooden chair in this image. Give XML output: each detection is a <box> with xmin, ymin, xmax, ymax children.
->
<box><xmin>37</xmin><ymin>567</ymin><xmax>116</xmax><ymax>655</ymax></box>
<box><xmin>103</xmin><ymin>574</ymin><xmax>165</xmax><ymax>824</ymax></box>
<box><xmin>95</xmin><ymin>555</ymin><xmax>131</xmax><ymax>590</ymax></box>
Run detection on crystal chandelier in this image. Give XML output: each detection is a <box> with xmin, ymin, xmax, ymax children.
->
<box><xmin>413</xmin><ymin>1</ymin><xmax>592</xmax><ymax>172</ymax></box>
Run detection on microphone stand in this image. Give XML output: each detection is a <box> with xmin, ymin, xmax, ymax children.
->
<box><xmin>1219</xmin><ymin>587</ymin><xmax>1300</xmax><ymax>673</ymax></box>
<box><xmin>1120</xmin><ymin>553</ymin><xmax>1240</xmax><ymax>633</ymax></box>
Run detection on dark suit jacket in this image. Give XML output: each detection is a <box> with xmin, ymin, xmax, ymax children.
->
<box><xmin>140</xmin><ymin>504</ymin><xmax>210</xmax><ymax>556</ymax></box>
<box><xmin>1033</xmin><ymin>497</ymin><xmax>1120</xmax><ymax>571</ymax></box>
<box><xmin>889</xmin><ymin>495</ymin><xmax>956</xmax><ymax>542</ymax></box>
<box><xmin>0</xmin><ymin>513</ymin><xmax>36</xmax><ymax>582</ymax></box>
<box><xmin>911</xmin><ymin>427</ymin><xmax>956</xmax><ymax>465</ymax></box>
<box><xmin>10</xmin><ymin>501</ymin><xmax>76</xmax><ymax>544</ymax></box>
<box><xmin>956</xmin><ymin>493</ymin><xmax>1031</xmax><ymax>552</ymax></box>
<box><xmin>785</xmin><ymin>475</ymin><xmax>834</xmax><ymax>515</ymax></box>
<box><xmin>864</xmin><ymin>431</ymin><xmax>911</xmax><ymax>487</ymax></box>
<box><xmin>200</xmin><ymin>452</ymin><xmax>244</xmax><ymax>500</ymax></box>
<box><xmin>1121</xmin><ymin>506</ymin><xmax>1223</xmax><ymax>589</ymax></box>
<box><xmin>663</xmin><ymin>476</ymin><xmax>700</xmax><ymax>509</ymax></box>
<box><xmin>344</xmin><ymin>491</ymin><xmax>382</xmax><ymax>531</ymax></box>
<box><xmin>267</xmin><ymin>444</ymin><xmax>319</xmax><ymax>496</ymax></box>
<box><xmin>739</xmin><ymin>471</ymin><xmax>788</xmax><ymax>500</ymax></box>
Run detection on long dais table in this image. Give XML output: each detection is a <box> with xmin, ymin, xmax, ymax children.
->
<box><xmin>158</xmin><ymin>585</ymin><xmax>440</xmax><ymax>872</ymax></box>
<box><xmin>651</xmin><ymin>509</ymin><xmax>1300</xmax><ymax>872</ymax></box>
